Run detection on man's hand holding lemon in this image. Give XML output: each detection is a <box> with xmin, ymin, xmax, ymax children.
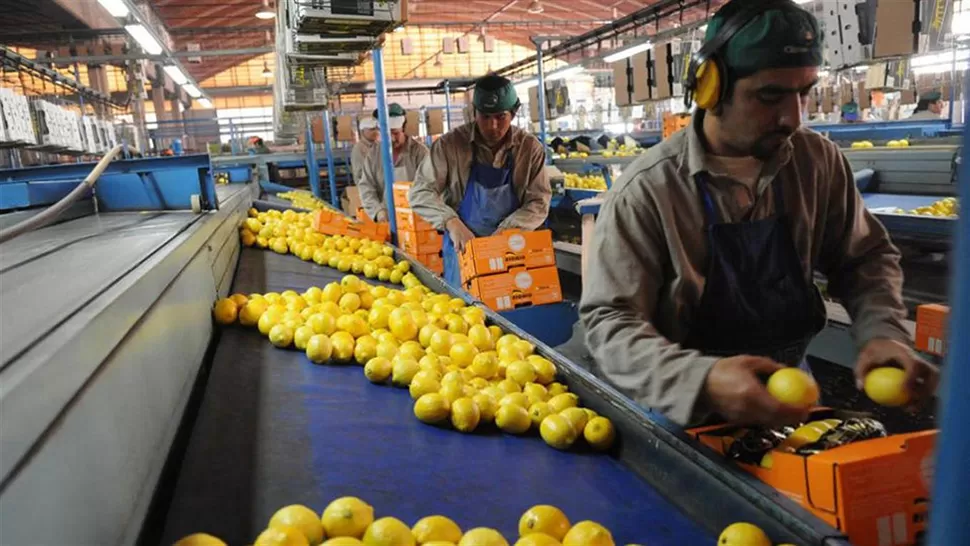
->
<box><xmin>855</xmin><ymin>338</ymin><xmax>939</xmax><ymax>410</ymax></box>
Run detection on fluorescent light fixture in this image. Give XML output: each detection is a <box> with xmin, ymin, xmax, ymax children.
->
<box><xmin>125</xmin><ymin>24</ymin><xmax>163</xmax><ymax>55</ymax></box>
<box><xmin>163</xmin><ymin>65</ymin><xmax>188</xmax><ymax>85</ymax></box>
<box><xmin>793</xmin><ymin>0</ymin><xmax>814</xmax><ymax>4</ymax></box>
<box><xmin>198</xmin><ymin>98</ymin><xmax>213</xmax><ymax>109</ymax></box>
<box><xmin>913</xmin><ymin>62</ymin><xmax>969</xmax><ymax>75</ymax></box>
<box><xmin>699</xmin><ymin>24</ymin><xmax>708</xmax><ymax>32</ymax></box>
<box><xmin>514</xmin><ymin>78</ymin><xmax>538</xmax><ymax>91</ymax></box>
<box><xmin>547</xmin><ymin>66</ymin><xmax>584</xmax><ymax>81</ymax></box>
<box><xmin>183</xmin><ymin>84</ymin><xmax>202</xmax><ymax>98</ymax></box>
<box><xmin>394</xmin><ymin>26</ymin><xmax>406</xmax><ymax>33</ymax></box>
<box><xmin>97</xmin><ymin>0</ymin><xmax>130</xmax><ymax>17</ymax></box>
<box><xmin>910</xmin><ymin>49</ymin><xmax>970</xmax><ymax>68</ymax></box>
<box><xmin>255</xmin><ymin>0</ymin><xmax>275</xmax><ymax>19</ymax></box>
<box><xmin>603</xmin><ymin>41</ymin><xmax>652</xmax><ymax>63</ymax></box>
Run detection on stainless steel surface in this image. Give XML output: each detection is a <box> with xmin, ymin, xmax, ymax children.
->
<box><xmin>844</xmin><ymin>146</ymin><xmax>959</xmax><ymax>195</ymax></box>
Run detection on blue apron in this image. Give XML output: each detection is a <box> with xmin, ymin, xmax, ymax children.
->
<box><xmin>683</xmin><ymin>172</ymin><xmax>827</xmax><ymax>372</ymax></box>
<box><xmin>442</xmin><ymin>146</ymin><xmax>520</xmax><ymax>287</ymax></box>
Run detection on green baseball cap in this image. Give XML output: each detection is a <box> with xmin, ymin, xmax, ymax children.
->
<box><xmin>920</xmin><ymin>90</ymin><xmax>942</xmax><ymax>102</ymax></box>
<box><xmin>473</xmin><ymin>74</ymin><xmax>520</xmax><ymax>114</ymax></box>
<box><xmin>705</xmin><ymin>0</ymin><xmax>823</xmax><ymax>79</ymax></box>
<box><xmin>372</xmin><ymin>103</ymin><xmax>407</xmax><ymax>118</ymax></box>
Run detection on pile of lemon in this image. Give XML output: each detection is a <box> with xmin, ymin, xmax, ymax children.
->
<box><xmin>563</xmin><ymin>173</ymin><xmax>607</xmax><ymax>191</ymax></box>
<box><xmin>904</xmin><ymin>196</ymin><xmax>959</xmax><ymax>218</ymax></box>
<box><xmin>717</xmin><ymin>522</ymin><xmax>796</xmax><ymax>546</ymax></box>
<box><xmin>212</xmin><ymin>273</ymin><xmax>615</xmax><ymax>453</ymax></box>
<box><xmin>239</xmin><ymin>209</ymin><xmax>411</xmax><ymax>285</ymax></box>
<box><xmin>277</xmin><ymin>190</ymin><xmax>332</xmax><ymax>211</ymax></box>
<box><xmin>176</xmin><ymin>499</ymin><xmax>621</xmax><ymax>546</ymax></box>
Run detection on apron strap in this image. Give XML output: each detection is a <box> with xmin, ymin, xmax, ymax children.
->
<box><xmin>693</xmin><ymin>172</ymin><xmax>719</xmax><ymax>225</ymax></box>
<box><xmin>772</xmin><ymin>175</ymin><xmax>786</xmax><ymax>217</ymax></box>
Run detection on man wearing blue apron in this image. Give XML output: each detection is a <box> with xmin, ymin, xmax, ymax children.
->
<box><xmin>580</xmin><ymin>0</ymin><xmax>938</xmax><ymax>427</ymax></box>
<box><xmin>409</xmin><ymin>75</ymin><xmax>551</xmax><ymax>287</ymax></box>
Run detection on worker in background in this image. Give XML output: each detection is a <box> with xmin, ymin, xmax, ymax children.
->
<box><xmin>580</xmin><ymin>0</ymin><xmax>938</xmax><ymax>427</ymax></box>
<box><xmin>351</xmin><ymin>115</ymin><xmax>380</xmax><ymax>185</ymax></box>
<box><xmin>840</xmin><ymin>100</ymin><xmax>861</xmax><ymax>123</ymax></box>
<box><xmin>248</xmin><ymin>136</ymin><xmax>271</xmax><ymax>154</ymax></box>
<box><xmin>359</xmin><ymin>103</ymin><xmax>429</xmax><ymax>221</ymax></box>
<box><xmin>908</xmin><ymin>90</ymin><xmax>944</xmax><ymax>120</ymax></box>
<box><xmin>409</xmin><ymin>74</ymin><xmax>550</xmax><ymax>287</ymax></box>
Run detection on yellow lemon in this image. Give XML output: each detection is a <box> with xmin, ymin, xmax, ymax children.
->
<box><xmin>518</xmin><ymin>505</ymin><xmax>571</xmax><ymax>541</ymax></box>
<box><xmin>228</xmin><ymin>293</ymin><xmax>249</xmax><ymax>308</ymax></box>
<box><xmin>584</xmin><ymin>417</ymin><xmax>616</xmax><ymax>451</ymax></box>
<box><xmin>269</xmin><ymin>505</ymin><xmax>324</xmax><ymax>545</ymax></box>
<box><xmin>540</xmin><ymin>414</ymin><xmax>577</xmax><ymax>450</ymax></box>
<box><xmin>307</xmin><ymin>313</ymin><xmax>337</xmax><ymax>336</ymax></box>
<box><xmin>716</xmin><ymin>523</ymin><xmax>771</xmax><ymax>546</ymax></box>
<box><xmin>528</xmin><ymin>402</ymin><xmax>553</xmax><ymax>428</ymax></box>
<box><xmin>410</xmin><ymin>373</ymin><xmax>442</xmax><ymax>399</ymax></box>
<box><xmin>364</xmin><ymin>357</ymin><xmax>393</xmax><ymax>383</ymax></box>
<box><xmin>255</xmin><ymin>525</ymin><xmax>309</xmax><ymax>546</ymax></box>
<box><xmin>500</xmin><ymin>393</ymin><xmax>531</xmax><ymax>409</ymax></box>
<box><xmin>269</xmin><ymin>324</ymin><xmax>295</xmax><ymax>348</ymax></box>
<box><xmin>419</xmin><ymin>324</ymin><xmax>440</xmax><ymax>348</ymax></box>
<box><xmin>488</xmin><ymin>325</ymin><xmax>503</xmax><ymax>342</ymax></box>
<box><xmin>413</xmin><ymin>515</ymin><xmax>463</xmax><ymax>544</ymax></box>
<box><xmin>473</xmin><ymin>393</ymin><xmax>497</xmax><ymax>423</ymax></box>
<box><xmin>389</xmin><ymin>313</ymin><xmax>419</xmax><ymax>342</ymax></box>
<box><xmin>399</xmin><ymin>340</ymin><xmax>426</xmax><ymax>361</ymax></box>
<box><xmin>495</xmin><ymin>403</ymin><xmax>531</xmax><ymax>434</ymax></box>
<box><xmin>547</xmin><ymin>383</ymin><xmax>568</xmax><ymax>397</ymax></box>
<box><xmin>547</xmin><ymin>393</ymin><xmax>579</xmax><ymax>413</ymax></box>
<box><xmin>291</xmin><ymin>325</ymin><xmax>314</xmax><ymax>351</ymax></box>
<box><xmin>429</xmin><ymin>330</ymin><xmax>454</xmax><ymax>356</ymax></box>
<box><xmin>514</xmin><ymin>340</ymin><xmax>534</xmax><ymax>357</ymax></box>
<box><xmin>561</xmin><ymin>521</ymin><xmax>612</xmax><ymax>546</ymax></box>
<box><xmin>239</xmin><ymin>299</ymin><xmax>268</xmax><ymax>327</ymax></box>
<box><xmin>522</xmin><ymin>383</ymin><xmax>548</xmax><ymax>405</ymax></box>
<box><xmin>468</xmin><ymin>324</ymin><xmax>494</xmax><ymax>351</ymax></box>
<box><xmin>458</xmin><ymin>528</ymin><xmax>508</xmax><ymax>546</ymax></box>
<box><xmin>376</xmin><ymin>340</ymin><xmax>400</xmax><ymax>360</ymax></box>
<box><xmin>766</xmin><ymin>368</ymin><xmax>819</xmax><ymax>409</ymax></box>
<box><xmin>496</xmin><ymin>334</ymin><xmax>520</xmax><ymax>350</ymax></box>
<box><xmin>358</xmin><ymin>291</ymin><xmax>375</xmax><ymax>310</ymax></box>
<box><xmin>445</xmin><ymin>314</ymin><xmax>469</xmax><ymax>335</ymax></box>
<box><xmin>527</xmin><ymin>357</ymin><xmax>557</xmax><ymax>385</ymax></box>
<box><xmin>271</xmin><ymin>239</ymin><xmax>289</xmax><ymax>254</ymax></box>
<box><xmin>439</xmin><ymin>382</ymin><xmax>465</xmax><ymax>406</ymax></box>
<box><xmin>559</xmin><ymin>407</ymin><xmax>590</xmax><ymax>435</ymax></box>
<box><xmin>173</xmin><ymin>534</ymin><xmax>227</xmax><ymax>546</ymax></box>
<box><xmin>389</xmin><ymin>270</ymin><xmax>404</xmax><ymax>284</ymax></box>
<box><xmin>306</xmin><ymin>334</ymin><xmax>333</xmax><ymax>364</ymax></box>
<box><xmin>341</xmin><ymin>274</ymin><xmax>362</xmax><ymax>293</ymax></box>
<box><xmin>323</xmin><ymin>538</ymin><xmax>364</xmax><ymax>546</ymax></box>
<box><xmin>470</xmin><ymin>352</ymin><xmax>500</xmax><ymax>379</ymax></box>
<box><xmin>449</xmin><ymin>342</ymin><xmax>479</xmax><ymax>369</ymax></box>
<box><xmin>258</xmin><ymin>309</ymin><xmax>283</xmax><ymax>335</ymax></box>
<box><xmin>498</xmin><ymin>345</ymin><xmax>524</xmax><ymax>364</ymax></box>
<box><xmin>506</xmin><ymin>360</ymin><xmax>537</xmax><ymax>386</ymax></box>
<box><xmin>354</xmin><ymin>335</ymin><xmax>379</xmax><ymax>365</ymax></box>
<box><xmin>451</xmin><ymin>397</ymin><xmax>481</xmax><ymax>433</ymax></box>
<box><xmin>338</xmin><ymin>292</ymin><xmax>361</xmax><ymax>314</ymax></box>
<box><xmin>415</xmin><ymin>393</ymin><xmax>451</xmax><ymax>423</ymax></box>
<box><xmin>864</xmin><ymin>367</ymin><xmax>910</xmax><ymax>407</ymax></box>
<box><xmin>330</xmin><ymin>332</ymin><xmax>356</xmax><ymax>362</ymax></box>
<box><xmin>462</xmin><ymin>307</ymin><xmax>486</xmax><ymax>326</ymax></box>
<box><xmin>362</xmin><ymin>517</ymin><xmax>415</xmax><ymax>546</ymax></box>
<box><xmin>392</xmin><ymin>357</ymin><xmax>421</xmax><ymax>387</ymax></box>
<box><xmin>497</xmin><ymin>379</ymin><xmax>522</xmax><ymax>395</ymax></box>
<box><xmin>322</xmin><ymin>283</ymin><xmax>343</xmax><ymax>303</ymax></box>
<box><xmin>512</xmin><ymin>533</ymin><xmax>560</xmax><ymax>546</ymax></box>
<box><xmin>321</xmin><ymin>497</ymin><xmax>374</xmax><ymax>539</ymax></box>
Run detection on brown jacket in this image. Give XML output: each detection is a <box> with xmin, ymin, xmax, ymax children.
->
<box><xmin>580</xmin><ymin>114</ymin><xmax>909</xmax><ymax>425</ymax></box>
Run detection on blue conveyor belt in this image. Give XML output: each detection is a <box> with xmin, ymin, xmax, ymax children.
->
<box><xmin>158</xmin><ymin>248</ymin><xmax>712</xmax><ymax>545</ymax></box>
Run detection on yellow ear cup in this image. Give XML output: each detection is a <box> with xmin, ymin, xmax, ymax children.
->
<box><xmin>693</xmin><ymin>60</ymin><xmax>722</xmax><ymax>110</ymax></box>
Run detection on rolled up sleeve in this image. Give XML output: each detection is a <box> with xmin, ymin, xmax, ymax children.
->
<box><xmin>357</xmin><ymin>152</ymin><xmax>385</xmax><ymax>221</ymax></box>
<box><xmin>410</xmin><ymin>141</ymin><xmax>458</xmax><ymax>230</ymax></box>
<box><xmin>818</xmin><ymin>148</ymin><xmax>910</xmax><ymax>347</ymax></box>
<box><xmin>497</xmin><ymin>143</ymin><xmax>551</xmax><ymax>232</ymax></box>
<box><xmin>580</xmin><ymin>185</ymin><xmax>718</xmax><ymax>425</ymax></box>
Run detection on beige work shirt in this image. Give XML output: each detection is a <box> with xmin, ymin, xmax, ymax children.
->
<box><xmin>359</xmin><ymin>136</ymin><xmax>429</xmax><ymax>221</ymax></box>
<box><xmin>409</xmin><ymin>122</ymin><xmax>550</xmax><ymax>232</ymax></box>
<box><xmin>580</xmin><ymin>114</ymin><xmax>909</xmax><ymax>426</ymax></box>
<box><xmin>351</xmin><ymin>139</ymin><xmax>376</xmax><ymax>185</ymax></box>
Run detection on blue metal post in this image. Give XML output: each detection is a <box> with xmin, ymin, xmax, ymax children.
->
<box><xmin>322</xmin><ymin>108</ymin><xmax>339</xmax><ymax>207</ymax></box>
<box><xmin>534</xmin><ymin>41</ymin><xmax>550</xmax><ymax>165</ymax></box>
<box><xmin>928</xmin><ymin>82</ymin><xmax>970</xmax><ymax>546</ymax></box>
<box><xmin>372</xmin><ymin>47</ymin><xmax>398</xmax><ymax>238</ymax></box>
<box><xmin>305</xmin><ymin>113</ymin><xmax>322</xmax><ymax>199</ymax></box>
<box><xmin>444</xmin><ymin>80</ymin><xmax>452</xmax><ymax>132</ymax></box>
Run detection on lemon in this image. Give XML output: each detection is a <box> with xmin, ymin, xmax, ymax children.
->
<box><xmin>864</xmin><ymin>367</ymin><xmax>910</xmax><ymax>407</ymax></box>
<box><xmin>390</xmin><ymin>313</ymin><xmax>419</xmax><ymax>342</ymax></box>
<box><xmin>445</xmin><ymin>314</ymin><xmax>469</xmax><ymax>335</ymax></box>
<box><xmin>766</xmin><ymin>368</ymin><xmax>819</xmax><ymax>409</ymax></box>
<box><xmin>322</xmin><ymin>539</ymin><xmax>364</xmax><ymax>546</ymax></box>
<box><xmin>419</xmin><ymin>324</ymin><xmax>440</xmax><ymax>348</ymax></box>
<box><xmin>429</xmin><ymin>330</ymin><xmax>454</xmax><ymax>356</ymax></box>
<box><xmin>359</xmin><ymin>292</ymin><xmax>375</xmax><ymax>310</ymax></box>
<box><xmin>271</xmin><ymin>239</ymin><xmax>289</xmax><ymax>254</ymax></box>
<box><xmin>375</xmin><ymin>340</ymin><xmax>400</xmax><ymax>360</ymax></box>
<box><xmin>540</xmin><ymin>414</ymin><xmax>577</xmax><ymax>450</ymax></box>
<box><xmin>294</xmin><ymin>326</ymin><xmax>315</xmax><ymax>351</ymax></box>
<box><xmin>561</xmin><ymin>521</ymin><xmax>612</xmax><ymax>546</ymax></box>
<box><xmin>269</xmin><ymin>324</ymin><xmax>295</xmax><ymax>348</ymax></box>
<box><xmin>500</xmin><ymin>393</ymin><xmax>531</xmax><ymax>409</ymax></box>
<box><xmin>506</xmin><ymin>361</ymin><xmax>537</xmax><ymax>386</ymax></box>
<box><xmin>330</xmin><ymin>332</ymin><xmax>356</xmax><ymax>362</ymax></box>
<box><xmin>341</xmin><ymin>275</ymin><xmax>362</xmax><ymax>293</ymax></box>
<box><xmin>392</xmin><ymin>357</ymin><xmax>421</xmax><ymax>387</ymax></box>
<box><xmin>498</xmin><ymin>345</ymin><xmax>524</xmax><ymax>365</ymax></box>
<box><xmin>353</xmin><ymin>335</ymin><xmax>379</xmax><ymax>365</ymax></box>
<box><xmin>547</xmin><ymin>383</ymin><xmax>568</xmax><ymax>397</ymax></box>
<box><xmin>547</xmin><ymin>393</ymin><xmax>579</xmax><ymax>413</ymax></box>
<box><xmin>512</xmin><ymin>534</ymin><xmax>560</xmax><ymax>546</ymax></box>
<box><xmin>496</xmin><ymin>334</ymin><xmax>520</xmax><ymax>349</ymax></box>
<box><xmin>306</xmin><ymin>334</ymin><xmax>333</xmax><ymax>364</ymax></box>
<box><xmin>362</xmin><ymin>517</ymin><xmax>415</xmax><ymax>546</ymax></box>
<box><xmin>338</xmin><ymin>293</ymin><xmax>361</xmax><ymax>314</ymax></box>
<box><xmin>255</xmin><ymin>525</ymin><xmax>310</xmax><ymax>546</ymax></box>
<box><xmin>322</xmin><ymin>283</ymin><xmax>343</xmax><ymax>303</ymax></box>
<box><xmin>389</xmin><ymin>270</ymin><xmax>405</xmax><ymax>284</ymax></box>
<box><xmin>473</xmin><ymin>393</ymin><xmax>497</xmax><ymax>423</ymax></box>
<box><xmin>450</xmin><ymin>342</ymin><xmax>479</xmax><ymax>368</ymax></box>
<box><xmin>582</xmin><ymin>408</ymin><xmax>598</xmax><ymax>421</ymax></box>
<box><xmin>528</xmin><ymin>402</ymin><xmax>553</xmax><ymax>428</ymax></box>
<box><xmin>240</xmin><ymin>299</ymin><xmax>268</xmax><ymax>327</ymax></box>
<box><xmin>584</xmin><ymin>417</ymin><xmax>615</xmax><ymax>451</ymax></box>
<box><xmin>451</xmin><ymin>397</ymin><xmax>481</xmax><ymax>432</ymax></box>
<box><xmin>269</xmin><ymin>505</ymin><xmax>325</xmax><ymax>545</ymax></box>
<box><xmin>518</xmin><ymin>505</ymin><xmax>570</xmax><ymax>541</ymax></box>
<box><xmin>495</xmin><ymin>403</ymin><xmax>531</xmax><ymax>434</ymax></box>
<box><xmin>522</xmin><ymin>383</ymin><xmax>548</xmax><ymax>405</ymax></box>
<box><xmin>415</xmin><ymin>393</ymin><xmax>451</xmax><ymax>423</ymax></box>
<box><xmin>321</xmin><ymin>497</ymin><xmax>374</xmax><ymax>539</ymax></box>
<box><xmin>514</xmin><ymin>340</ymin><xmax>534</xmax><ymax>357</ymax></box>
<box><xmin>364</xmin><ymin>357</ymin><xmax>393</xmax><ymax>382</ymax></box>
<box><xmin>410</xmin><ymin>374</ymin><xmax>442</xmax><ymax>399</ymax></box>
<box><xmin>173</xmin><ymin>533</ymin><xmax>227</xmax><ymax>546</ymax></box>
<box><xmin>716</xmin><ymin>523</ymin><xmax>771</xmax><ymax>546</ymax></box>
<box><xmin>470</xmin><ymin>352</ymin><xmax>500</xmax><ymax>379</ymax></box>
<box><xmin>559</xmin><ymin>407</ymin><xmax>590</xmax><ymax>435</ymax></box>
<box><xmin>527</xmin><ymin>357</ymin><xmax>557</xmax><ymax>385</ymax></box>
<box><xmin>399</xmin><ymin>341</ymin><xmax>426</xmax><ymax>361</ymax></box>
<box><xmin>497</xmin><ymin>379</ymin><xmax>522</xmax><ymax>395</ymax></box>
<box><xmin>488</xmin><ymin>326</ymin><xmax>503</xmax><ymax>342</ymax></box>
<box><xmin>413</xmin><ymin>515</ymin><xmax>463</xmax><ymax>544</ymax></box>
<box><xmin>468</xmin><ymin>324</ymin><xmax>494</xmax><ymax>351</ymax></box>
<box><xmin>458</xmin><ymin>528</ymin><xmax>508</xmax><ymax>546</ymax></box>
<box><xmin>439</xmin><ymin>382</ymin><xmax>464</xmax><ymax>406</ymax></box>
<box><xmin>258</xmin><ymin>309</ymin><xmax>283</xmax><ymax>335</ymax></box>
<box><xmin>227</xmin><ymin>293</ymin><xmax>249</xmax><ymax>308</ymax></box>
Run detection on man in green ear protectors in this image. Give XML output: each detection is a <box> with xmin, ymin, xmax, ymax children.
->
<box><xmin>579</xmin><ymin>0</ymin><xmax>938</xmax><ymax>426</ymax></box>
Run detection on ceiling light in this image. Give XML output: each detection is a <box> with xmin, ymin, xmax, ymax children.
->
<box><xmin>97</xmin><ymin>0</ymin><xmax>130</xmax><ymax>17</ymax></box>
<box><xmin>183</xmin><ymin>84</ymin><xmax>202</xmax><ymax>98</ymax></box>
<box><xmin>261</xmin><ymin>62</ymin><xmax>273</xmax><ymax>78</ymax></box>
<box><xmin>255</xmin><ymin>0</ymin><xmax>275</xmax><ymax>19</ymax></box>
<box><xmin>198</xmin><ymin>98</ymin><xmax>213</xmax><ymax>109</ymax></box>
<box><xmin>125</xmin><ymin>24</ymin><xmax>164</xmax><ymax>55</ymax></box>
<box><xmin>163</xmin><ymin>65</ymin><xmax>188</xmax><ymax>85</ymax></box>
<box><xmin>793</xmin><ymin>0</ymin><xmax>814</xmax><ymax>4</ymax></box>
<box><xmin>603</xmin><ymin>41</ymin><xmax>652</xmax><ymax>63</ymax></box>
<box><xmin>547</xmin><ymin>66</ymin><xmax>583</xmax><ymax>81</ymax></box>
<box><xmin>527</xmin><ymin>0</ymin><xmax>544</xmax><ymax>14</ymax></box>
<box><xmin>394</xmin><ymin>26</ymin><xmax>406</xmax><ymax>33</ymax></box>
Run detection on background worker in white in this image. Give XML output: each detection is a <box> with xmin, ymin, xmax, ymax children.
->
<box><xmin>351</xmin><ymin>115</ymin><xmax>379</xmax><ymax>185</ymax></box>
<box><xmin>359</xmin><ymin>103</ymin><xmax>429</xmax><ymax>221</ymax></box>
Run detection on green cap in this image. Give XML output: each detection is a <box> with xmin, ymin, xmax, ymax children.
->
<box><xmin>920</xmin><ymin>90</ymin><xmax>942</xmax><ymax>102</ymax></box>
<box><xmin>705</xmin><ymin>0</ymin><xmax>823</xmax><ymax>79</ymax></box>
<box><xmin>473</xmin><ymin>74</ymin><xmax>520</xmax><ymax>114</ymax></box>
<box><xmin>372</xmin><ymin>103</ymin><xmax>407</xmax><ymax>118</ymax></box>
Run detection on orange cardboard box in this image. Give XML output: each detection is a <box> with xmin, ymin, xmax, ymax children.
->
<box><xmin>312</xmin><ymin>209</ymin><xmax>387</xmax><ymax>242</ymax></box>
<box><xmin>465</xmin><ymin>266</ymin><xmax>562</xmax><ymax>311</ymax></box>
<box><xmin>915</xmin><ymin>303</ymin><xmax>948</xmax><ymax>357</ymax></box>
<box><xmin>415</xmin><ymin>251</ymin><xmax>443</xmax><ymax>274</ymax></box>
<box><xmin>392</xmin><ymin>182</ymin><xmax>412</xmax><ymax>209</ymax></box>
<box><xmin>459</xmin><ymin>229</ymin><xmax>556</xmax><ymax>282</ymax></box>
<box><xmin>400</xmin><ymin>229</ymin><xmax>443</xmax><ymax>255</ymax></box>
<box><xmin>395</xmin><ymin>207</ymin><xmax>434</xmax><ymax>232</ymax></box>
<box><xmin>689</xmin><ymin>412</ymin><xmax>936</xmax><ymax>546</ymax></box>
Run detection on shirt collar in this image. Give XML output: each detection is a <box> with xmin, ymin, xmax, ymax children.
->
<box><xmin>680</xmin><ymin>110</ymin><xmax>794</xmax><ymax>178</ymax></box>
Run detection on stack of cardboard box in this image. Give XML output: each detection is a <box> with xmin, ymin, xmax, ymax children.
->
<box><xmin>311</xmin><ymin>209</ymin><xmax>390</xmax><ymax>243</ymax></box>
<box><xmin>459</xmin><ymin>229</ymin><xmax>562</xmax><ymax>312</ymax></box>
<box><xmin>392</xmin><ymin>182</ymin><xmax>444</xmax><ymax>274</ymax></box>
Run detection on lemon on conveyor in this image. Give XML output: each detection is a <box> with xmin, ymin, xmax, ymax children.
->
<box><xmin>409</xmin><ymin>372</ymin><xmax>442</xmax><ymax>399</ymax></box>
<box><xmin>546</xmin><ymin>383</ymin><xmax>568</xmax><ymax>397</ymax></box>
<box><xmin>364</xmin><ymin>357</ymin><xmax>393</xmax><ymax>383</ymax></box>
<box><xmin>173</xmin><ymin>533</ymin><xmax>228</xmax><ymax>546</ymax></box>
<box><xmin>497</xmin><ymin>379</ymin><xmax>521</xmax><ymax>395</ymax></box>
<box><xmin>269</xmin><ymin>324</ymin><xmax>295</xmax><ymax>349</ymax></box>
<box><xmin>864</xmin><ymin>367</ymin><xmax>910</xmax><ymax>407</ymax></box>
<box><xmin>506</xmin><ymin>361</ymin><xmax>537</xmax><ymax>386</ymax></box>
<box><xmin>519</xmin><ymin>505</ymin><xmax>570</xmax><ymax>541</ymax></box>
<box><xmin>294</xmin><ymin>326</ymin><xmax>315</xmax><ymax>351</ymax></box>
<box><xmin>451</xmin><ymin>397</ymin><xmax>481</xmax><ymax>433</ymax></box>
<box><xmin>322</xmin><ymin>497</ymin><xmax>374</xmax><ymax>539</ymax></box>
<box><xmin>362</xmin><ymin>516</ymin><xmax>415</xmax><ymax>546</ymax></box>
<box><xmin>528</xmin><ymin>402</ymin><xmax>553</xmax><ymax>428</ymax></box>
<box><xmin>330</xmin><ymin>332</ymin><xmax>356</xmax><ymax>362</ymax></box>
<box><xmin>430</xmin><ymin>330</ymin><xmax>454</xmax><ymax>356</ymax></box>
<box><xmin>255</xmin><ymin>524</ymin><xmax>310</xmax><ymax>546</ymax></box>
<box><xmin>323</xmin><ymin>538</ymin><xmax>364</xmax><ymax>545</ymax></box>
<box><xmin>212</xmin><ymin>298</ymin><xmax>239</xmax><ymax>325</ymax></box>
<box><xmin>458</xmin><ymin>528</ymin><xmax>509</xmax><ymax>546</ymax></box>
<box><xmin>354</xmin><ymin>335</ymin><xmax>379</xmax><ymax>365</ymax></box>
<box><xmin>399</xmin><ymin>340</ymin><xmax>426</xmax><ymax>361</ymax></box>
<box><xmin>413</xmin><ymin>515</ymin><xmax>464</xmax><ymax>544</ymax></box>
<box><xmin>473</xmin><ymin>393</ymin><xmax>497</xmax><ymax>423</ymax></box>
<box><xmin>716</xmin><ymin>522</ymin><xmax>771</xmax><ymax>546</ymax></box>
<box><xmin>229</xmin><ymin>293</ymin><xmax>249</xmax><ymax>307</ymax></box>
<box><xmin>468</xmin><ymin>324</ymin><xmax>494</xmax><ymax>351</ymax></box>
<box><xmin>522</xmin><ymin>383</ymin><xmax>548</xmax><ymax>404</ymax></box>
<box><xmin>561</xmin><ymin>521</ymin><xmax>613</xmax><ymax>546</ymax></box>
<box><xmin>540</xmin><ymin>414</ymin><xmax>577</xmax><ymax>450</ymax></box>
<box><xmin>239</xmin><ymin>298</ymin><xmax>268</xmax><ymax>327</ymax></box>
<box><xmin>391</xmin><ymin>357</ymin><xmax>421</xmax><ymax>387</ymax></box>
<box><xmin>559</xmin><ymin>408</ymin><xmax>589</xmax><ymax>436</ymax></box>
<box><xmin>269</xmin><ymin>505</ymin><xmax>325</xmax><ymax>545</ymax></box>
<box><xmin>527</xmin><ymin>356</ymin><xmax>557</xmax><ymax>385</ymax></box>
<box><xmin>449</xmin><ymin>342</ymin><xmax>479</xmax><ymax>368</ymax></box>
<box><xmin>470</xmin><ymin>352</ymin><xmax>500</xmax><ymax>379</ymax></box>
<box><xmin>512</xmin><ymin>534</ymin><xmax>561</xmax><ymax>546</ymax></box>
<box><xmin>415</xmin><ymin>393</ymin><xmax>452</xmax><ymax>424</ymax></box>
<box><xmin>546</xmin><ymin>393</ymin><xmax>579</xmax><ymax>413</ymax></box>
<box><xmin>766</xmin><ymin>368</ymin><xmax>819</xmax><ymax>409</ymax></box>
<box><xmin>584</xmin><ymin>417</ymin><xmax>616</xmax><ymax>451</ymax></box>
<box><xmin>307</xmin><ymin>313</ymin><xmax>337</xmax><ymax>335</ymax></box>
<box><xmin>306</xmin><ymin>334</ymin><xmax>333</xmax><ymax>364</ymax></box>
<box><xmin>495</xmin><ymin>403</ymin><xmax>531</xmax><ymax>434</ymax></box>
